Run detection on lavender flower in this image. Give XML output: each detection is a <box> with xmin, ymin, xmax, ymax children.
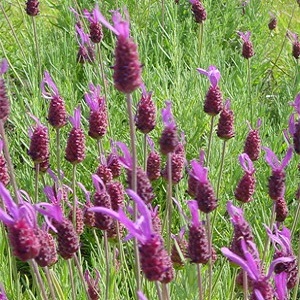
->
<box><xmin>234</xmin><ymin>153</ymin><xmax>256</xmax><ymax>203</ymax></box>
<box><xmin>0</xmin><ymin>140</ymin><xmax>9</xmax><ymax>186</ymax></box>
<box><xmin>146</xmin><ymin>136</ymin><xmax>161</xmax><ymax>181</ymax></box>
<box><xmin>65</xmin><ymin>106</ymin><xmax>86</xmax><ymax>164</ymax></box>
<box><xmin>135</xmin><ymin>84</ymin><xmax>156</xmax><ymax>134</ymax></box>
<box><xmin>266</xmin><ymin>225</ymin><xmax>298</xmax><ymax>290</ymax></box>
<box><xmin>78</xmin><ymin>182</ymin><xmax>95</xmax><ymax>228</ymax></box>
<box><xmin>190</xmin><ymin>158</ymin><xmax>217</xmax><ymax>213</ymax></box>
<box><xmin>287</xmin><ymin>30</ymin><xmax>300</xmax><ymax>59</ymax></box>
<box><xmin>0</xmin><ymin>283</ymin><xmax>7</xmax><ymax>300</ymax></box>
<box><xmin>221</xmin><ymin>238</ymin><xmax>293</xmax><ymax>300</ymax></box>
<box><xmin>289</xmin><ymin>93</ymin><xmax>300</xmax><ymax>154</ymax></box>
<box><xmin>237</xmin><ymin>31</ymin><xmax>254</xmax><ymax>59</ymax></box>
<box><xmin>84</xmin><ymin>83</ymin><xmax>108</xmax><ymax>139</ymax></box>
<box><xmin>117</xmin><ymin>142</ymin><xmax>154</xmax><ymax>204</ymax></box>
<box><xmin>25</xmin><ymin>0</ymin><xmax>39</xmax><ymax>16</ymax></box>
<box><xmin>216</xmin><ymin>99</ymin><xmax>235</xmax><ymax>139</ymax></box>
<box><xmin>189</xmin><ymin>0</ymin><xmax>207</xmax><ymax>23</ymax></box>
<box><xmin>244</xmin><ymin>119</ymin><xmax>261</xmax><ymax>161</ymax></box>
<box><xmin>84</xmin><ymin>269</ymin><xmax>100</xmax><ymax>300</ymax></box>
<box><xmin>197</xmin><ymin>66</ymin><xmax>223</xmax><ymax>116</ymax></box>
<box><xmin>159</xmin><ymin>101</ymin><xmax>179</xmax><ymax>154</ymax></box>
<box><xmin>76</xmin><ymin>25</ymin><xmax>95</xmax><ymax>64</ymax></box>
<box><xmin>96</xmin><ymin>155</ymin><xmax>113</xmax><ymax>184</ymax></box>
<box><xmin>0</xmin><ymin>59</ymin><xmax>10</xmax><ymax>121</ymax></box>
<box><xmin>263</xmin><ymin>146</ymin><xmax>293</xmax><ymax>200</ymax></box>
<box><xmin>89</xmin><ymin>189</ymin><xmax>174</xmax><ymax>283</ymax></box>
<box><xmin>95</xmin><ymin>9</ymin><xmax>142</xmax><ymax>93</ymax></box>
<box><xmin>41</xmin><ymin>71</ymin><xmax>67</xmax><ymax>129</ymax></box>
<box><xmin>171</xmin><ymin>229</ymin><xmax>188</xmax><ymax>269</ymax></box>
<box><xmin>268</xmin><ymin>12</ymin><xmax>277</xmax><ymax>30</ymax></box>
<box><xmin>106</xmin><ymin>140</ymin><xmax>122</xmax><ymax>178</ymax></box>
<box><xmin>84</xmin><ymin>5</ymin><xmax>103</xmax><ymax>44</ymax></box>
<box><xmin>0</xmin><ymin>183</ymin><xmax>40</xmax><ymax>261</ymax></box>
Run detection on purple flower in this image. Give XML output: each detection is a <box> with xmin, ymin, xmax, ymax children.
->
<box><xmin>237</xmin><ymin>31</ymin><xmax>252</xmax><ymax>43</ymax></box>
<box><xmin>237</xmin><ymin>31</ymin><xmax>254</xmax><ymax>59</ymax></box>
<box><xmin>76</xmin><ymin>25</ymin><xmax>95</xmax><ymax>63</ymax></box>
<box><xmin>84</xmin><ymin>269</ymin><xmax>100</xmax><ymax>300</ymax></box>
<box><xmin>0</xmin><ymin>283</ymin><xmax>7</xmax><ymax>300</ymax></box>
<box><xmin>287</xmin><ymin>30</ymin><xmax>300</xmax><ymax>59</ymax></box>
<box><xmin>263</xmin><ymin>146</ymin><xmax>293</xmax><ymax>172</ymax></box>
<box><xmin>196</xmin><ymin>65</ymin><xmax>221</xmax><ymax>88</ymax></box>
<box><xmin>0</xmin><ymin>59</ymin><xmax>8</xmax><ymax>75</ymax></box>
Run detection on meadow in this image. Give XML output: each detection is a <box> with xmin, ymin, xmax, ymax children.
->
<box><xmin>0</xmin><ymin>0</ymin><xmax>300</xmax><ymax>299</ymax></box>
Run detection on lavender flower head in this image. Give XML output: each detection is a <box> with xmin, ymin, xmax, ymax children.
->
<box><xmin>76</xmin><ymin>25</ymin><xmax>95</xmax><ymax>64</ymax></box>
<box><xmin>41</xmin><ymin>71</ymin><xmax>67</xmax><ymax>128</ymax></box>
<box><xmin>0</xmin><ymin>183</ymin><xmax>41</xmax><ymax>261</ymax></box>
<box><xmin>237</xmin><ymin>31</ymin><xmax>254</xmax><ymax>59</ymax></box>
<box><xmin>117</xmin><ymin>142</ymin><xmax>154</xmax><ymax>203</ymax></box>
<box><xmin>146</xmin><ymin>136</ymin><xmax>161</xmax><ymax>181</ymax></box>
<box><xmin>85</xmin><ymin>83</ymin><xmax>108</xmax><ymax>139</ymax></box>
<box><xmin>84</xmin><ymin>269</ymin><xmax>101</xmax><ymax>300</ymax></box>
<box><xmin>0</xmin><ymin>283</ymin><xmax>7</xmax><ymax>300</ymax></box>
<box><xmin>287</xmin><ymin>30</ymin><xmax>300</xmax><ymax>59</ymax></box>
<box><xmin>216</xmin><ymin>99</ymin><xmax>235</xmax><ymax>140</ymax></box>
<box><xmin>197</xmin><ymin>66</ymin><xmax>223</xmax><ymax>115</ymax></box>
<box><xmin>221</xmin><ymin>238</ymin><xmax>293</xmax><ymax>300</ymax></box>
<box><xmin>0</xmin><ymin>139</ymin><xmax>9</xmax><ymax>186</ymax></box>
<box><xmin>65</xmin><ymin>106</ymin><xmax>86</xmax><ymax>164</ymax></box>
<box><xmin>95</xmin><ymin>9</ymin><xmax>142</xmax><ymax>93</ymax></box>
<box><xmin>0</xmin><ymin>59</ymin><xmax>10</xmax><ymax>121</ymax></box>
<box><xmin>288</xmin><ymin>93</ymin><xmax>300</xmax><ymax>154</ymax></box>
<box><xmin>84</xmin><ymin>5</ymin><xmax>103</xmax><ymax>44</ymax></box>
<box><xmin>89</xmin><ymin>189</ymin><xmax>174</xmax><ymax>283</ymax></box>
<box><xmin>25</xmin><ymin>0</ymin><xmax>39</xmax><ymax>16</ymax></box>
<box><xmin>159</xmin><ymin>101</ymin><xmax>179</xmax><ymax>154</ymax></box>
<box><xmin>234</xmin><ymin>153</ymin><xmax>256</xmax><ymax>203</ymax></box>
<box><xmin>263</xmin><ymin>146</ymin><xmax>293</xmax><ymax>200</ymax></box>
<box><xmin>190</xmin><ymin>158</ymin><xmax>218</xmax><ymax>213</ymax></box>
<box><xmin>244</xmin><ymin>119</ymin><xmax>262</xmax><ymax>161</ymax></box>
<box><xmin>189</xmin><ymin>0</ymin><xmax>207</xmax><ymax>24</ymax></box>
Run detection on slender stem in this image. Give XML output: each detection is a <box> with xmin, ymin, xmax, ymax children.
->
<box><xmin>143</xmin><ymin>134</ymin><xmax>147</xmax><ymax>171</ymax></box>
<box><xmin>291</xmin><ymin>199</ymin><xmax>300</xmax><ymax>235</ymax></box>
<box><xmin>44</xmin><ymin>267</ymin><xmax>56</xmax><ymax>300</ymax></box>
<box><xmin>161</xmin><ymin>0</ymin><xmax>165</xmax><ymax>27</ymax></box>
<box><xmin>206</xmin><ymin>214</ymin><xmax>213</xmax><ymax>300</ymax></box>
<box><xmin>72</xmin><ymin>164</ymin><xmax>77</xmax><ymax>227</ymax></box>
<box><xmin>32</xmin><ymin>17</ymin><xmax>41</xmax><ymax>80</ymax></box>
<box><xmin>243</xmin><ymin>270</ymin><xmax>248</xmax><ymax>300</ymax></box>
<box><xmin>74</xmin><ymin>254</ymin><xmax>92</xmax><ymax>300</ymax></box>
<box><xmin>155</xmin><ymin>281</ymin><xmax>163</xmax><ymax>300</ymax></box>
<box><xmin>29</xmin><ymin>260</ymin><xmax>48</xmax><ymax>300</ymax></box>
<box><xmin>67</xmin><ymin>259</ymin><xmax>76</xmax><ymax>300</ymax></box>
<box><xmin>98</xmin><ymin>44</ymin><xmax>112</xmax><ymax>137</ymax></box>
<box><xmin>56</xmin><ymin>128</ymin><xmax>61</xmax><ymax>183</ymax></box>
<box><xmin>97</xmin><ymin>139</ymin><xmax>105</xmax><ymax>158</ymax></box>
<box><xmin>292</xmin><ymin>232</ymin><xmax>300</xmax><ymax>300</ymax></box>
<box><xmin>206</xmin><ymin>116</ymin><xmax>215</xmax><ymax>166</ymax></box>
<box><xmin>34</xmin><ymin>163</ymin><xmax>39</xmax><ymax>203</ymax></box>
<box><xmin>166</xmin><ymin>152</ymin><xmax>173</xmax><ymax>253</ymax></box>
<box><xmin>247</xmin><ymin>59</ymin><xmax>252</xmax><ymax>126</ymax></box>
<box><xmin>0</xmin><ymin>121</ymin><xmax>18</xmax><ymax>202</ymax></box>
<box><xmin>229</xmin><ymin>268</ymin><xmax>238</xmax><ymax>300</ymax></box>
<box><xmin>262</xmin><ymin>202</ymin><xmax>276</xmax><ymax>262</ymax></box>
<box><xmin>198</xmin><ymin>23</ymin><xmax>204</xmax><ymax>63</ymax></box>
<box><xmin>161</xmin><ymin>283</ymin><xmax>170</xmax><ymax>300</ymax></box>
<box><xmin>0</xmin><ymin>4</ymin><xmax>26</xmax><ymax>59</ymax></box>
<box><xmin>216</xmin><ymin>141</ymin><xmax>226</xmax><ymax>199</ymax></box>
<box><xmin>126</xmin><ymin>93</ymin><xmax>141</xmax><ymax>294</ymax></box>
<box><xmin>196</xmin><ymin>264</ymin><xmax>203</xmax><ymax>300</ymax></box>
<box><xmin>104</xmin><ymin>231</ymin><xmax>110</xmax><ymax>300</ymax></box>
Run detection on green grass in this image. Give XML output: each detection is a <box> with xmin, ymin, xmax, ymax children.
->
<box><xmin>0</xmin><ymin>0</ymin><xmax>300</xmax><ymax>299</ymax></box>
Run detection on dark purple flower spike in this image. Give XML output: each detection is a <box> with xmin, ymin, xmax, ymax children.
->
<box><xmin>0</xmin><ymin>183</ymin><xmax>40</xmax><ymax>261</ymax></box>
<box><xmin>25</xmin><ymin>0</ymin><xmax>39</xmax><ymax>16</ymax></box>
<box><xmin>0</xmin><ymin>140</ymin><xmax>9</xmax><ymax>186</ymax></box>
<box><xmin>287</xmin><ymin>30</ymin><xmax>300</xmax><ymax>59</ymax></box>
<box><xmin>89</xmin><ymin>189</ymin><xmax>174</xmax><ymax>283</ymax></box>
<box><xmin>95</xmin><ymin>9</ymin><xmax>142</xmax><ymax>93</ymax></box>
<box><xmin>65</xmin><ymin>106</ymin><xmax>86</xmax><ymax>164</ymax></box>
<box><xmin>237</xmin><ymin>31</ymin><xmax>254</xmax><ymax>59</ymax></box>
<box><xmin>117</xmin><ymin>142</ymin><xmax>154</xmax><ymax>204</ymax></box>
<box><xmin>216</xmin><ymin>99</ymin><xmax>235</xmax><ymax>140</ymax></box>
<box><xmin>146</xmin><ymin>136</ymin><xmax>161</xmax><ymax>181</ymax></box>
<box><xmin>263</xmin><ymin>146</ymin><xmax>293</xmax><ymax>200</ymax></box>
<box><xmin>135</xmin><ymin>84</ymin><xmax>156</xmax><ymax>134</ymax></box>
<box><xmin>197</xmin><ymin>66</ymin><xmax>223</xmax><ymax>116</ymax></box>
<box><xmin>76</xmin><ymin>25</ymin><xmax>95</xmax><ymax>64</ymax></box>
<box><xmin>84</xmin><ymin>5</ymin><xmax>103</xmax><ymax>44</ymax></box>
<box><xmin>234</xmin><ymin>153</ymin><xmax>256</xmax><ymax>203</ymax></box>
<box><xmin>289</xmin><ymin>94</ymin><xmax>300</xmax><ymax>154</ymax></box>
<box><xmin>0</xmin><ymin>59</ymin><xmax>10</xmax><ymax>121</ymax></box>
<box><xmin>244</xmin><ymin>119</ymin><xmax>262</xmax><ymax>161</ymax></box>
<box><xmin>171</xmin><ymin>228</ymin><xmax>188</xmax><ymax>269</ymax></box>
<box><xmin>41</xmin><ymin>71</ymin><xmax>67</xmax><ymax>129</ymax></box>
<box><xmin>159</xmin><ymin>101</ymin><xmax>179</xmax><ymax>154</ymax></box>
<box><xmin>85</xmin><ymin>83</ymin><xmax>108</xmax><ymax>139</ymax></box>
<box><xmin>268</xmin><ymin>12</ymin><xmax>277</xmax><ymax>31</ymax></box>
<box><xmin>189</xmin><ymin>0</ymin><xmax>206</xmax><ymax>23</ymax></box>
<box><xmin>84</xmin><ymin>269</ymin><xmax>101</xmax><ymax>300</ymax></box>
<box><xmin>78</xmin><ymin>182</ymin><xmax>95</xmax><ymax>228</ymax></box>
<box><xmin>187</xmin><ymin>200</ymin><xmax>210</xmax><ymax>264</ymax></box>
<box><xmin>190</xmin><ymin>158</ymin><xmax>218</xmax><ymax>213</ymax></box>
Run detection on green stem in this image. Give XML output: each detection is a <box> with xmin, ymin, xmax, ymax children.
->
<box><xmin>29</xmin><ymin>260</ymin><xmax>48</xmax><ymax>300</ymax></box>
<box><xmin>155</xmin><ymin>281</ymin><xmax>163</xmax><ymax>300</ymax></box>
<box><xmin>161</xmin><ymin>0</ymin><xmax>165</xmax><ymax>27</ymax></box>
<box><xmin>247</xmin><ymin>59</ymin><xmax>252</xmax><ymax>126</ymax></box>
<box><xmin>198</xmin><ymin>23</ymin><xmax>204</xmax><ymax>63</ymax></box>
<box><xmin>206</xmin><ymin>116</ymin><xmax>215</xmax><ymax>166</ymax></box>
<box><xmin>161</xmin><ymin>283</ymin><xmax>170</xmax><ymax>300</ymax></box>
<box><xmin>143</xmin><ymin>134</ymin><xmax>147</xmax><ymax>171</ymax></box>
<box><xmin>206</xmin><ymin>214</ymin><xmax>213</xmax><ymax>300</ymax></box>
<box><xmin>74</xmin><ymin>254</ymin><xmax>92</xmax><ymax>300</ymax></box>
<box><xmin>67</xmin><ymin>259</ymin><xmax>76</xmax><ymax>300</ymax></box>
<box><xmin>166</xmin><ymin>152</ymin><xmax>173</xmax><ymax>253</ymax></box>
<box><xmin>0</xmin><ymin>121</ymin><xmax>19</xmax><ymax>202</ymax></box>
<box><xmin>34</xmin><ymin>163</ymin><xmax>39</xmax><ymax>204</ymax></box>
<box><xmin>216</xmin><ymin>141</ymin><xmax>226</xmax><ymax>199</ymax></box>
<box><xmin>196</xmin><ymin>264</ymin><xmax>203</xmax><ymax>300</ymax></box>
<box><xmin>126</xmin><ymin>93</ymin><xmax>141</xmax><ymax>295</ymax></box>
<box><xmin>291</xmin><ymin>199</ymin><xmax>300</xmax><ymax>235</ymax></box>
<box><xmin>72</xmin><ymin>164</ymin><xmax>77</xmax><ymax>227</ymax></box>
<box><xmin>44</xmin><ymin>267</ymin><xmax>56</xmax><ymax>300</ymax></box>
<box><xmin>32</xmin><ymin>17</ymin><xmax>41</xmax><ymax>80</ymax></box>
<box><xmin>56</xmin><ymin>128</ymin><xmax>61</xmax><ymax>183</ymax></box>
<box><xmin>103</xmin><ymin>231</ymin><xmax>110</xmax><ymax>300</ymax></box>
<box><xmin>229</xmin><ymin>268</ymin><xmax>238</xmax><ymax>300</ymax></box>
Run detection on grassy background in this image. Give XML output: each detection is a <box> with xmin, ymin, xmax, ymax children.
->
<box><xmin>0</xmin><ymin>0</ymin><xmax>300</xmax><ymax>299</ymax></box>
